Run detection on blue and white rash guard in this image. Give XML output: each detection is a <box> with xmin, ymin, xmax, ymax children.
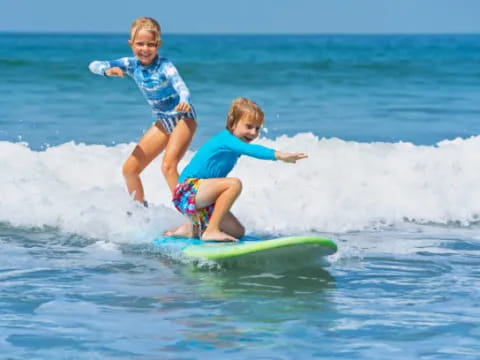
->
<box><xmin>89</xmin><ymin>55</ymin><xmax>195</xmax><ymax>132</ymax></box>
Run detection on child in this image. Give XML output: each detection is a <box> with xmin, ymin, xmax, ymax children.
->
<box><xmin>168</xmin><ymin>97</ymin><xmax>308</xmax><ymax>242</ymax></box>
<box><xmin>89</xmin><ymin>17</ymin><xmax>196</xmax><ymax>206</ymax></box>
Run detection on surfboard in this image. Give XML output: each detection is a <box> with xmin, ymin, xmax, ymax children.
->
<box><xmin>153</xmin><ymin>235</ymin><xmax>337</xmax><ymax>269</ymax></box>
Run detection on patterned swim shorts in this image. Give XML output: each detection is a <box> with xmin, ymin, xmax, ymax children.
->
<box><xmin>172</xmin><ymin>178</ymin><xmax>214</xmax><ymax>233</ymax></box>
<box><xmin>156</xmin><ymin>109</ymin><xmax>196</xmax><ymax>134</ymax></box>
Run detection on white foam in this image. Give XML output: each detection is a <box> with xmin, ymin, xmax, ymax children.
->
<box><xmin>1</xmin><ymin>133</ymin><xmax>480</xmax><ymax>243</ymax></box>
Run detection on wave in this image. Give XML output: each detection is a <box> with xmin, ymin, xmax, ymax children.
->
<box><xmin>1</xmin><ymin>134</ymin><xmax>479</xmax><ymax>242</ymax></box>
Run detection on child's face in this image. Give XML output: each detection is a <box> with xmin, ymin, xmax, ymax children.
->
<box><xmin>129</xmin><ymin>29</ymin><xmax>161</xmax><ymax>65</ymax></box>
<box><xmin>231</xmin><ymin>114</ymin><xmax>263</xmax><ymax>143</ymax></box>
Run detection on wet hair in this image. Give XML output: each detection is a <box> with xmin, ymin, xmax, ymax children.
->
<box><xmin>130</xmin><ymin>17</ymin><xmax>161</xmax><ymax>43</ymax></box>
<box><xmin>226</xmin><ymin>97</ymin><xmax>265</xmax><ymax>131</ymax></box>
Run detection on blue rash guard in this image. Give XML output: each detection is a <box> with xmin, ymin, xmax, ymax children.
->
<box><xmin>89</xmin><ymin>55</ymin><xmax>195</xmax><ymax>133</ymax></box>
<box><xmin>179</xmin><ymin>129</ymin><xmax>277</xmax><ymax>183</ymax></box>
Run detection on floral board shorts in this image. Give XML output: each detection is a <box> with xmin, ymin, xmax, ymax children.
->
<box><xmin>172</xmin><ymin>178</ymin><xmax>214</xmax><ymax>234</ymax></box>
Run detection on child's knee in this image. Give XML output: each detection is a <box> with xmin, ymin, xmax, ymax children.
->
<box><xmin>229</xmin><ymin>177</ymin><xmax>242</xmax><ymax>192</ymax></box>
<box><xmin>122</xmin><ymin>161</ymin><xmax>138</xmax><ymax>178</ymax></box>
<box><xmin>236</xmin><ymin>224</ymin><xmax>246</xmax><ymax>238</ymax></box>
<box><xmin>229</xmin><ymin>221</ymin><xmax>245</xmax><ymax>239</ymax></box>
<box><xmin>161</xmin><ymin>157</ymin><xmax>178</xmax><ymax>175</ymax></box>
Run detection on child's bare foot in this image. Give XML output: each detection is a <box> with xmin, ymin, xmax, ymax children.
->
<box><xmin>163</xmin><ymin>222</ymin><xmax>193</xmax><ymax>238</ymax></box>
<box><xmin>201</xmin><ymin>229</ymin><xmax>238</xmax><ymax>242</ymax></box>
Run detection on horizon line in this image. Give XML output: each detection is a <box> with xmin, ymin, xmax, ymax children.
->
<box><xmin>1</xmin><ymin>30</ymin><xmax>480</xmax><ymax>36</ymax></box>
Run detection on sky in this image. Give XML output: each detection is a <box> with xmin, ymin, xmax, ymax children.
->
<box><xmin>1</xmin><ymin>0</ymin><xmax>479</xmax><ymax>34</ymax></box>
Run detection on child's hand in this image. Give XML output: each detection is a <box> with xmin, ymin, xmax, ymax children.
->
<box><xmin>275</xmin><ymin>151</ymin><xmax>308</xmax><ymax>163</ymax></box>
<box><xmin>105</xmin><ymin>67</ymin><xmax>124</xmax><ymax>77</ymax></box>
<box><xmin>175</xmin><ymin>102</ymin><xmax>192</xmax><ymax>113</ymax></box>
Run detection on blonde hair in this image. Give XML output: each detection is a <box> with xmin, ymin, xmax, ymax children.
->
<box><xmin>226</xmin><ymin>97</ymin><xmax>265</xmax><ymax>131</ymax></box>
<box><xmin>130</xmin><ymin>17</ymin><xmax>161</xmax><ymax>43</ymax></box>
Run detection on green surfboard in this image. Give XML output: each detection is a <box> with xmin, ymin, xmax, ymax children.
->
<box><xmin>154</xmin><ymin>235</ymin><xmax>337</xmax><ymax>269</ymax></box>
<box><xmin>183</xmin><ymin>235</ymin><xmax>337</xmax><ymax>259</ymax></box>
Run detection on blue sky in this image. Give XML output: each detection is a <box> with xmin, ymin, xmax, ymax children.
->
<box><xmin>1</xmin><ymin>0</ymin><xmax>479</xmax><ymax>34</ymax></box>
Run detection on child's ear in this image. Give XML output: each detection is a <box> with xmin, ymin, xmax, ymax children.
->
<box><xmin>128</xmin><ymin>39</ymin><xmax>133</xmax><ymax>47</ymax></box>
<box><xmin>157</xmin><ymin>39</ymin><xmax>163</xmax><ymax>47</ymax></box>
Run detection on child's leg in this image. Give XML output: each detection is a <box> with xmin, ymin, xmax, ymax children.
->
<box><xmin>122</xmin><ymin>123</ymin><xmax>169</xmax><ymax>203</ymax></box>
<box><xmin>196</xmin><ymin>177</ymin><xmax>242</xmax><ymax>242</ymax></box>
<box><xmin>161</xmin><ymin>118</ymin><xmax>197</xmax><ymax>236</ymax></box>
<box><xmin>220</xmin><ymin>211</ymin><xmax>245</xmax><ymax>239</ymax></box>
<box><xmin>162</xmin><ymin>118</ymin><xmax>197</xmax><ymax>193</ymax></box>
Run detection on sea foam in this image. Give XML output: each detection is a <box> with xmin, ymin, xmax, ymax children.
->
<box><xmin>1</xmin><ymin>133</ymin><xmax>479</xmax><ymax>243</ymax></box>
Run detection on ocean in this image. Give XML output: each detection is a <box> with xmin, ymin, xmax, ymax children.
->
<box><xmin>1</xmin><ymin>33</ymin><xmax>480</xmax><ymax>359</ymax></box>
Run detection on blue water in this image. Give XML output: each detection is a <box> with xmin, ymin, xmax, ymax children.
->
<box><xmin>1</xmin><ymin>33</ymin><xmax>480</xmax><ymax>358</ymax></box>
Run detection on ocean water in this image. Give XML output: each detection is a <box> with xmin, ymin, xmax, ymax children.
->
<box><xmin>1</xmin><ymin>33</ymin><xmax>480</xmax><ymax>359</ymax></box>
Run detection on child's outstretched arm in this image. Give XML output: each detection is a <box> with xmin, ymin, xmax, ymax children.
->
<box><xmin>226</xmin><ymin>132</ymin><xmax>307</xmax><ymax>163</ymax></box>
<box><xmin>88</xmin><ymin>58</ymin><xmax>132</xmax><ymax>78</ymax></box>
<box><xmin>275</xmin><ymin>151</ymin><xmax>308</xmax><ymax>163</ymax></box>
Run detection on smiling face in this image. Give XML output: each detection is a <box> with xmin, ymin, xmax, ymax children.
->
<box><xmin>231</xmin><ymin>114</ymin><xmax>263</xmax><ymax>143</ymax></box>
<box><xmin>129</xmin><ymin>29</ymin><xmax>161</xmax><ymax>66</ymax></box>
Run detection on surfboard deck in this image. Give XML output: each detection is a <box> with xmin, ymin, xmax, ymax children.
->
<box><xmin>153</xmin><ymin>235</ymin><xmax>337</xmax><ymax>269</ymax></box>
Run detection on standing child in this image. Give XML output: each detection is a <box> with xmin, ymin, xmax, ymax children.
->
<box><xmin>89</xmin><ymin>17</ymin><xmax>196</xmax><ymax>206</ymax></box>
<box><xmin>168</xmin><ymin>97</ymin><xmax>308</xmax><ymax>242</ymax></box>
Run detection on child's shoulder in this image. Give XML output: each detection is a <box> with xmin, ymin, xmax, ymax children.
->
<box><xmin>202</xmin><ymin>130</ymin><xmax>229</xmax><ymax>147</ymax></box>
<box><xmin>215</xmin><ymin>129</ymin><xmax>231</xmax><ymax>139</ymax></box>
<box><xmin>159</xmin><ymin>56</ymin><xmax>178</xmax><ymax>69</ymax></box>
<box><xmin>215</xmin><ymin>129</ymin><xmax>242</xmax><ymax>147</ymax></box>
